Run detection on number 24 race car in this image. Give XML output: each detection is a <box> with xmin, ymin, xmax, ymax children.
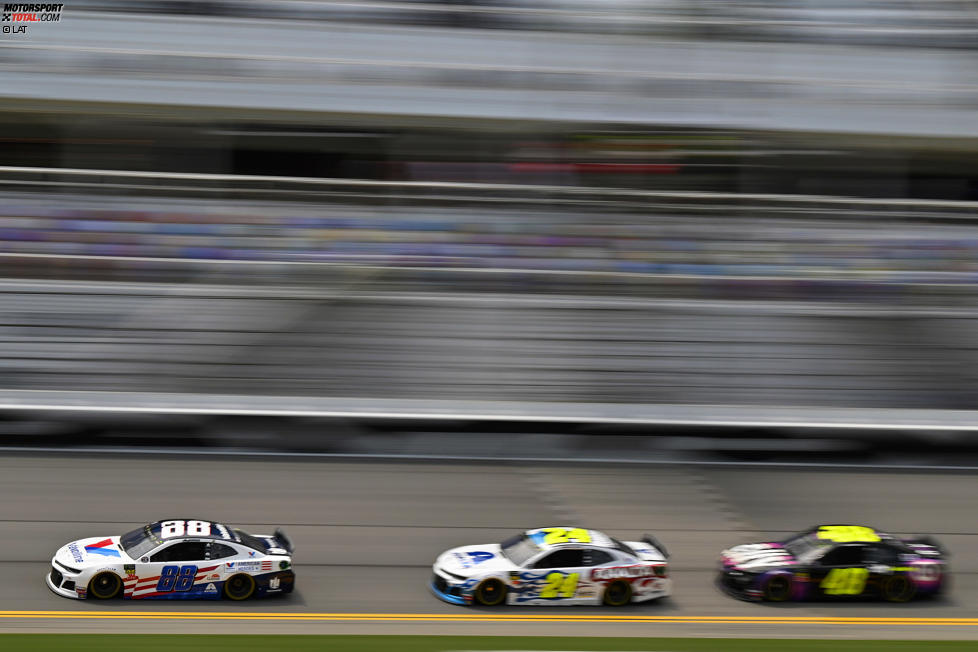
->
<box><xmin>47</xmin><ymin>518</ymin><xmax>295</xmax><ymax>600</ymax></box>
<box><xmin>431</xmin><ymin>526</ymin><xmax>671</xmax><ymax>606</ymax></box>
<box><xmin>719</xmin><ymin>524</ymin><xmax>946</xmax><ymax>602</ymax></box>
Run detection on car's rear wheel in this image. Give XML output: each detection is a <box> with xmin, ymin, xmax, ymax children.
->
<box><xmin>224</xmin><ymin>574</ymin><xmax>256</xmax><ymax>601</ymax></box>
<box><xmin>882</xmin><ymin>575</ymin><xmax>915</xmax><ymax>602</ymax></box>
<box><xmin>602</xmin><ymin>580</ymin><xmax>633</xmax><ymax>606</ymax></box>
<box><xmin>88</xmin><ymin>572</ymin><xmax>122</xmax><ymax>599</ymax></box>
<box><xmin>474</xmin><ymin>578</ymin><xmax>507</xmax><ymax>606</ymax></box>
<box><xmin>763</xmin><ymin>574</ymin><xmax>792</xmax><ymax>602</ymax></box>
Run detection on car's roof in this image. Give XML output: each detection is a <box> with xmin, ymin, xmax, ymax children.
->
<box><xmin>810</xmin><ymin>524</ymin><xmax>887</xmax><ymax>544</ymax></box>
<box><xmin>142</xmin><ymin>519</ymin><xmax>237</xmax><ymax>543</ymax></box>
<box><xmin>524</xmin><ymin>526</ymin><xmax>616</xmax><ymax>550</ymax></box>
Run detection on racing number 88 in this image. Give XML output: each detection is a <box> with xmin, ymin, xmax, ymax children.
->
<box><xmin>540</xmin><ymin>572</ymin><xmax>579</xmax><ymax>599</ymax></box>
<box><xmin>160</xmin><ymin>520</ymin><xmax>211</xmax><ymax>538</ymax></box>
<box><xmin>157</xmin><ymin>565</ymin><xmax>198</xmax><ymax>592</ymax></box>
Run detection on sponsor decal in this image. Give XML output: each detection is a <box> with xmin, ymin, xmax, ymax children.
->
<box><xmin>75</xmin><ymin>587</ymin><xmax>87</xmax><ymax>597</ymax></box>
<box><xmin>452</xmin><ymin>550</ymin><xmax>495</xmax><ymax>569</ymax></box>
<box><xmin>248</xmin><ymin>551</ymin><xmax>256</xmax><ymax>557</ymax></box>
<box><xmin>268</xmin><ymin>577</ymin><xmax>281</xmax><ymax>590</ymax></box>
<box><xmin>204</xmin><ymin>583</ymin><xmax>218</xmax><ymax>593</ymax></box>
<box><xmin>225</xmin><ymin>562</ymin><xmax>235</xmax><ymax>570</ymax></box>
<box><xmin>591</xmin><ymin>565</ymin><xmax>658</xmax><ymax>581</ymax></box>
<box><xmin>67</xmin><ymin>543</ymin><xmax>84</xmax><ymax>564</ymax></box>
<box><xmin>84</xmin><ymin>539</ymin><xmax>120</xmax><ymax>558</ymax></box>
<box><xmin>209</xmin><ymin>574</ymin><xmax>220</xmax><ymax>580</ymax></box>
<box><xmin>509</xmin><ymin>571</ymin><xmax>521</xmax><ymax>586</ymax></box>
<box><xmin>279</xmin><ymin>561</ymin><xmax>291</xmax><ymax>570</ymax></box>
<box><xmin>233</xmin><ymin>561</ymin><xmax>262</xmax><ymax>572</ymax></box>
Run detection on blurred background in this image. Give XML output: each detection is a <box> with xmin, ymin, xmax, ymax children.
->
<box><xmin>3</xmin><ymin>0</ymin><xmax>978</xmax><ymax>461</ymax></box>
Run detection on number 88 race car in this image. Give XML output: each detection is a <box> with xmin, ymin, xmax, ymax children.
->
<box><xmin>431</xmin><ymin>526</ymin><xmax>671</xmax><ymax>606</ymax></box>
<box><xmin>47</xmin><ymin>518</ymin><xmax>295</xmax><ymax>600</ymax></box>
<box><xmin>718</xmin><ymin>524</ymin><xmax>946</xmax><ymax>602</ymax></box>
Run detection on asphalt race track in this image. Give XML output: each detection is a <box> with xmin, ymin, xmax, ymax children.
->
<box><xmin>2</xmin><ymin>453</ymin><xmax>977</xmax><ymax>639</ymax></box>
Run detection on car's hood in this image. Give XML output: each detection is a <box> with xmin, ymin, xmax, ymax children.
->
<box><xmin>435</xmin><ymin>544</ymin><xmax>515</xmax><ymax>577</ymax></box>
<box><xmin>720</xmin><ymin>542</ymin><xmax>796</xmax><ymax>571</ymax></box>
<box><xmin>54</xmin><ymin>536</ymin><xmax>129</xmax><ymax>568</ymax></box>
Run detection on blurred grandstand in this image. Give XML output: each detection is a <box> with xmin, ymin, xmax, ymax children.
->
<box><xmin>2</xmin><ymin>2</ymin><xmax>978</xmax><ymax>449</ymax></box>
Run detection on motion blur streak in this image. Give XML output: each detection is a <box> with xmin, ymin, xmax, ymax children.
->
<box><xmin>4</xmin><ymin>612</ymin><xmax>978</xmax><ymax>625</ymax></box>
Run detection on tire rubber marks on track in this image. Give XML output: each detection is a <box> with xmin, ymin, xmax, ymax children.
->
<box><xmin>685</xmin><ymin>469</ymin><xmax>754</xmax><ymax>532</ymax></box>
<box><xmin>517</xmin><ymin>465</ymin><xmax>581</xmax><ymax>525</ymax></box>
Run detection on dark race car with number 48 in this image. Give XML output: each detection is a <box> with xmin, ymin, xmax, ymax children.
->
<box><xmin>718</xmin><ymin>525</ymin><xmax>946</xmax><ymax>602</ymax></box>
<box><xmin>47</xmin><ymin>518</ymin><xmax>295</xmax><ymax>600</ymax></box>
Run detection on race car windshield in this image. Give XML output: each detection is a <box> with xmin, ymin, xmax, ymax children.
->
<box><xmin>612</xmin><ymin>538</ymin><xmax>637</xmax><ymax>556</ymax></box>
<box><xmin>234</xmin><ymin>529</ymin><xmax>269</xmax><ymax>552</ymax></box>
<box><xmin>120</xmin><ymin>525</ymin><xmax>159</xmax><ymax>559</ymax></box>
<box><xmin>782</xmin><ymin>531</ymin><xmax>828</xmax><ymax>560</ymax></box>
<box><xmin>500</xmin><ymin>533</ymin><xmax>540</xmax><ymax>566</ymax></box>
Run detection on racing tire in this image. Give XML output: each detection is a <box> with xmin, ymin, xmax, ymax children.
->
<box><xmin>88</xmin><ymin>572</ymin><xmax>122</xmax><ymax>599</ymax></box>
<box><xmin>474</xmin><ymin>578</ymin><xmax>507</xmax><ymax>606</ymax></box>
<box><xmin>224</xmin><ymin>574</ymin><xmax>256</xmax><ymax>601</ymax></box>
<box><xmin>763</xmin><ymin>574</ymin><xmax>792</xmax><ymax>602</ymax></box>
<box><xmin>602</xmin><ymin>580</ymin><xmax>633</xmax><ymax>607</ymax></box>
<box><xmin>882</xmin><ymin>575</ymin><xmax>916</xmax><ymax>603</ymax></box>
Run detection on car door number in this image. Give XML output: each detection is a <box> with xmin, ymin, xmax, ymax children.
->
<box><xmin>156</xmin><ymin>565</ymin><xmax>198</xmax><ymax>592</ymax></box>
<box><xmin>540</xmin><ymin>571</ymin><xmax>579</xmax><ymax>598</ymax></box>
<box><xmin>820</xmin><ymin>567</ymin><xmax>868</xmax><ymax>595</ymax></box>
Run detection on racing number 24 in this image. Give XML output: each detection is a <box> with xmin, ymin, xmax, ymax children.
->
<box><xmin>821</xmin><ymin>567</ymin><xmax>868</xmax><ymax>595</ymax></box>
<box><xmin>540</xmin><ymin>572</ymin><xmax>579</xmax><ymax>598</ymax></box>
<box><xmin>156</xmin><ymin>565</ymin><xmax>198</xmax><ymax>592</ymax></box>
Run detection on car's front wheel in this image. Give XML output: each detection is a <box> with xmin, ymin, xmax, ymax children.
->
<box><xmin>474</xmin><ymin>578</ymin><xmax>507</xmax><ymax>606</ymax></box>
<box><xmin>763</xmin><ymin>574</ymin><xmax>792</xmax><ymax>602</ymax></box>
<box><xmin>224</xmin><ymin>574</ymin><xmax>256</xmax><ymax>601</ymax></box>
<box><xmin>88</xmin><ymin>572</ymin><xmax>122</xmax><ymax>599</ymax></box>
<box><xmin>602</xmin><ymin>580</ymin><xmax>633</xmax><ymax>606</ymax></box>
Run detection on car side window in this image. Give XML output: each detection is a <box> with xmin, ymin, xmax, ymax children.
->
<box><xmin>820</xmin><ymin>544</ymin><xmax>864</xmax><ymax>566</ymax></box>
<box><xmin>862</xmin><ymin>545</ymin><xmax>900</xmax><ymax>565</ymax></box>
<box><xmin>208</xmin><ymin>543</ymin><xmax>237</xmax><ymax>560</ymax></box>
<box><xmin>150</xmin><ymin>541</ymin><xmax>208</xmax><ymax>563</ymax></box>
<box><xmin>533</xmin><ymin>549</ymin><xmax>584</xmax><ymax>569</ymax></box>
<box><xmin>583</xmin><ymin>549</ymin><xmax>614</xmax><ymax>566</ymax></box>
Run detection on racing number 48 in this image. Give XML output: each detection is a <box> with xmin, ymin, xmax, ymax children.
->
<box><xmin>821</xmin><ymin>567</ymin><xmax>869</xmax><ymax>595</ymax></box>
<box><xmin>156</xmin><ymin>565</ymin><xmax>198</xmax><ymax>592</ymax></box>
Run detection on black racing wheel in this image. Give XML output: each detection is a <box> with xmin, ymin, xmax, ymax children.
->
<box><xmin>602</xmin><ymin>580</ymin><xmax>633</xmax><ymax>606</ymax></box>
<box><xmin>88</xmin><ymin>572</ymin><xmax>122</xmax><ymax>599</ymax></box>
<box><xmin>474</xmin><ymin>578</ymin><xmax>507</xmax><ymax>606</ymax></box>
<box><xmin>764</xmin><ymin>574</ymin><xmax>792</xmax><ymax>602</ymax></box>
<box><xmin>882</xmin><ymin>575</ymin><xmax>915</xmax><ymax>602</ymax></box>
<box><xmin>224</xmin><ymin>574</ymin><xmax>256</xmax><ymax>601</ymax></box>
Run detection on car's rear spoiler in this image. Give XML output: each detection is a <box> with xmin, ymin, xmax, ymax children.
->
<box><xmin>274</xmin><ymin>528</ymin><xmax>295</xmax><ymax>554</ymax></box>
<box><xmin>642</xmin><ymin>533</ymin><xmax>670</xmax><ymax>560</ymax></box>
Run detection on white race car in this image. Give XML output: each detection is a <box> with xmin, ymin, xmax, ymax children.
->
<box><xmin>431</xmin><ymin>526</ymin><xmax>671</xmax><ymax>606</ymax></box>
<box><xmin>47</xmin><ymin>518</ymin><xmax>295</xmax><ymax>600</ymax></box>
